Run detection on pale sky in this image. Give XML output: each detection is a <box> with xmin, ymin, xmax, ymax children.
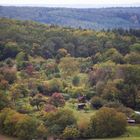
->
<box><xmin>0</xmin><ymin>0</ymin><xmax>140</xmax><ymax>7</ymax></box>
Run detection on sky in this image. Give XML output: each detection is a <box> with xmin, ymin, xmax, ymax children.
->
<box><xmin>0</xmin><ymin>0</ymin><xmax>140</xmax><ymax>8</ymax></box>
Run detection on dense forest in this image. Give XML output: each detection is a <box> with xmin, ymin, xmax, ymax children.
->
<box><xmin>0</xmin><ymin>18</ymin><xmax>140</xmax><ymax>140</ymax></box>
<box><xmin>0</xmin><ymin>6</ymin><xmax>140</xmax><ymax>29</ymax></box>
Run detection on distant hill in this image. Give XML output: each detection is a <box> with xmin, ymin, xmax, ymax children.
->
<box><xmin>0</xmin><ymin>6</ymin><xmax>140</xmax><ymax>29</ymax></box>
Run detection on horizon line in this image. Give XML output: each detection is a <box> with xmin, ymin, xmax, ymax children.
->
<box><xmin>1</xmin><ymin>3</ymin><xmax>140</xmax><ymax>8</ymax></box>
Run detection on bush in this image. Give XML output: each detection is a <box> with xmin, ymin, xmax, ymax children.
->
<box><xmin>131</xmin><ymin>113</ymin><xmax>140</xmax><ymax>124</ymax></box>
<box><xmin>17</xmin><ymin>103</ymin><xmax>33</xmax><ymax>114</ymax></box>
<box><xmin>0</xmin><ymin>67</ymin><xmax>17</xmax><ymax>84</ymax></box>
<box><xmin>61</xmin><ymin>93</ymin><xmax>70</xmax><ymax>100</ymax></box>
<box><xmin>15</xmin><ymin>116</ymin><xmax>40</xmax><ymax>140</ymax></box>
<box><xmin>45</xmin><ymin>104</ymin><xmax>57</xmax><ymax>113</ymax></box>
<box><xmin>70</xmin><ymin>86</ymin><xmax>86</xmax><ymax>98</ymax></box>
<box><xmin>0</xmin><ymin>108</ymin><xmax>43</xmax><ymax>140</ymax></box>
<box><xmin>72</xmin><ymin>76</ymin><xmax>80</xmax><ymax>86</ymax></box>
<box><xmin>48</xmin><ymin>78</ymin><xmax>63</xmax><ymax>93</ymax></box>
<box><xmin>0</xmin><ymin>91</ymin><xmax>10</xmax><ymax>110</ymax></box>
<box><xmin>85</xmin><ymin>89</ymin><xmax>96</xmax><ymax>100</ymax></box>
<box><xmin>49</xmin><ymin>92</ymin><xmax>65</xmax><ymax>107</ymax></box>
<box><xmin>37</xmin><ymin>84</ymin><xmax>50</xmax><ymax>95</ymax></box>
<box><xmin>30</xmin><ymin>93</ymin><xmax>46</xmax><ymax>110</ymax></box>
<box><xmin>104</xmin><ymin>101</ymin><xmax>134</xmax><ymax>117</ymax></box>
<box><xmin>62</xmin><ymin>126</ymin><xmax>80</xmax><ymax>139</ymax></box>
<box><xmin>0</xmin><ymin>108</ymin><xmax>24</xmax><ymax>135</ymax></box>
<box><xmin>90</xmin><ymin>107</ymin><xmax>127</xmax><ymax>138</ymax></box>
<box><xmin>44</xmin><ymin>109</ymin><xmax>77</xmax><ymax>137</ymax></box>
<box><xmin>37</xmin><ymin>123</ymin><xmax>48</xmax><ymax>139</ymax></box>
<box><xmin>90</xmin><ymin>96</ymin><xmax>105</xmax><ymax>109</ymax></box>
<box><xmin>78</xmin><ymin>119</ymin><xmax>92</xmax><ymax>138</ymax></box>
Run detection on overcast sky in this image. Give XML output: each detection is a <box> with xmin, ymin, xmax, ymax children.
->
<box><xmin>0</xmin><ymin>0</ymin><xmax>140</xmax><ymax>7</ymax></box>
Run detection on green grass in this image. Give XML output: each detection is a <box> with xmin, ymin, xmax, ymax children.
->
<box><xmin>64</xmin><ymin>102</ymin><xmax>96</xmax><ymax>122</ymax></box>
<box><xmin>90</xmin><ymin>125</ymin><xmax>140</xmax><ymax>140</ymax></box>
<box><xmin>127</xmin><ymin>125</ymin><xmax>140</xmax><ymax>137</ymax></box>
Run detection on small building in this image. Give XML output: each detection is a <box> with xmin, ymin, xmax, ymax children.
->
<box><xmin>127</xmin><ymin>117</ymin><xmax>136</xmax><ymax>124</ymax></box>
<box><xmin>78</xmin><ymin>95</ymin><xmax>86</xmax><ymax>103</ymax></box>
<box><xmin>77</xmin><ymin>103</ymin><xmax>86</xmax><ymax>110</ymax></box>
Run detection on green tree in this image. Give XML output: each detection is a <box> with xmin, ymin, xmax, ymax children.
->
<box><xmin>130</xmin><ymin>43</ymin><xmax>140</xmax><ymax>52</ymax></box>
<box><xmin>59</xmin><ymin>57</ymin><xmax>79</xmax><ymax>78</ymax></box>
<box><xmin>16</xmin><ymin>51</ymin><xmax>28</xmax><ymax>69</ymax></box>
<box><xmin>44</xmin><ymin>109</ymin><xmax>76</xmax><ymax>137</ymax></box>
<box><xmin>62</xmin><ymin>126</ymin><xmax>80</xmax><ymax>139</ymax></box>
<box><xmin>72</xmin><ymin>76</ymin><xmax>80</xmax><ymax>86</ymax></box>
<box><xmin>124</xmin><ymin>52</ymin><xmax>140</xmax><ymax>64</ymax></box>
<box><xmin>90</xmin><ymin>107</ymin><xmax>127</xmax><ymax>138</ymax></box>
<box><xmin>117</xmin><ymin>65</ymin><xmax>140</xmax><ymax>109</ymax></box>
<box><xmin>90</xmin><ymin>96</ymin><xmax>104</xmax><ymax>109</ymax></box>
<box><xmin>3</xmin><ymin>42</ymin><xmax>20</xmax><ymax>59</ymax></box>
<box><xmin>30</xmin><ymin>94</ymin><xmax>46</xmax><ymax>110</ymax></box>
<box><xmin>0</xmin><ymin>91</ymin><xmax>10</xmax><ymax>110</ymax></box>
<box><xmin>15</xmin><ymin>116</ymin><xmax>40</xmax><ymax>140</ymax></box>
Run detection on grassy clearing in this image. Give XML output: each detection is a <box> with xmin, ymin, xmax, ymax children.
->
<box><xmin>64</xmin><ymin>102</ymin><xmax>96</xmax><ymax>122</ymax></box>
<box><xmin>127</xmin><ymin>125</ymin><xmax>140</xmax><ymax>137</ymax></box>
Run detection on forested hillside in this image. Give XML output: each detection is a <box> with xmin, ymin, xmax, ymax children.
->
<box><xmin>0</xmin><ymin>18</ymin><xmax>140</xmax><ymax>140</ymax></box>
<box><xmin>0</xmin><ymin>6</ymin><xmax>140</xmax><ymax>29</ymax></box>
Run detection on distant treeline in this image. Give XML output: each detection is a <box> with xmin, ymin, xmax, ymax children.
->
<box><xmin>0</xmin><ymin>6</ymin><xmax>140</xmax><ymax>30</ymax></box>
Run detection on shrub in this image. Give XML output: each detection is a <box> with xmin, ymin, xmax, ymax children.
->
<box><xmin>44</xmin><ymin>109</ymin><xmax>76</xmax><ymax>137</ymax></box>
<box><xmin>0</xmin><ymin>108</ymin><xmax>42</xmax><ymax>140</ymax></box>
<box><xmin>30</xmin><ymin>93</ymin><xmax>46</xmax><ymax>110</ymax></box>
<box><xmin>0</xmin><ymin>91</ymin><xmax>10</xmax><ymax>110</ymax></box>
<box><xmin>70</xmin><ymin>86</ymin><xmax>86</xmax><ymax>98</ymax></box>
<box><xmin>0</xmin><ymin>108</ymin><xmax>24</xmax><ymax>135</ymax></box>
<box><xmin>15</xmin><ymin>116</ymin><xmax>40</xmax><ymax>140</ymax></box>
<box><xmin>61</xmin><ymin>93</ymin><xmax>70</xmax><ymax>100</ymax></box>
<box><xmin>48</xmin><ymin>78</ymin><xmax>63</xmax><ymax>93</ymax></box>
<box><xmin>0</xmin><ymin>67</ymin><xmax>17</xmax><ymax>84</ymax></box>
<box><xmin>62</xmin><ymin>126</ymin><xmax>80</xmax><ymax>139</ymax></box>
<box><xmin>78</xmin><ymin>119</ymin><xmax>92</xmax><ymax>138</ymax></box>
<box><xmin>0</xmin><ymin>79</ymin><xmax>9</xmax><ymax>90</ymax></box>
<box><xmin>37</xmin><ymin>123</ymin><xmax>48</xmax><ymax>139</ymax></box>
<box><xmin>49</xmin><ymin>92</ymin><xmax>65</xmax><ymax>107</ymax></box>
<box><xmin>104</xmin><ymin>101</ymin><xmax>134</xmax><ymax>117</ymax></box>
<box><xmin>90</xmin><ymin>107</ymin><xmax>127</xmax><ymax>138</ymax></box>
<box><xmin>72</xmin><ymin>76</ymin><xmax>80</xmax><ymax>86</ymax></box>
<box><xmin>131</xmin><ymin>113</ymin><xmax>140</xmax><ymax>124</ymax></box>
<box><xmin>17</xmin><ymin>103</ymin><xmax>33</xmax><ymax>114</ymax></box>
<box><xmin>45</xmin><ymin>104</ymin><xmax>57</xmax><ymax>113</ymax></box>
<box><xmin>85</xmin><ymin>89</ymin><xmax>96</xmax><ymax>100</ymax></box>
<box><xmin>37</xmin><ymin>84</ymin><xmax>50</xmax><ymax>95</ymax></box>
<box><xmin>90</xmin><ymin>96</ymin><xmax>105</xmax><ymax>109</ymax></box>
